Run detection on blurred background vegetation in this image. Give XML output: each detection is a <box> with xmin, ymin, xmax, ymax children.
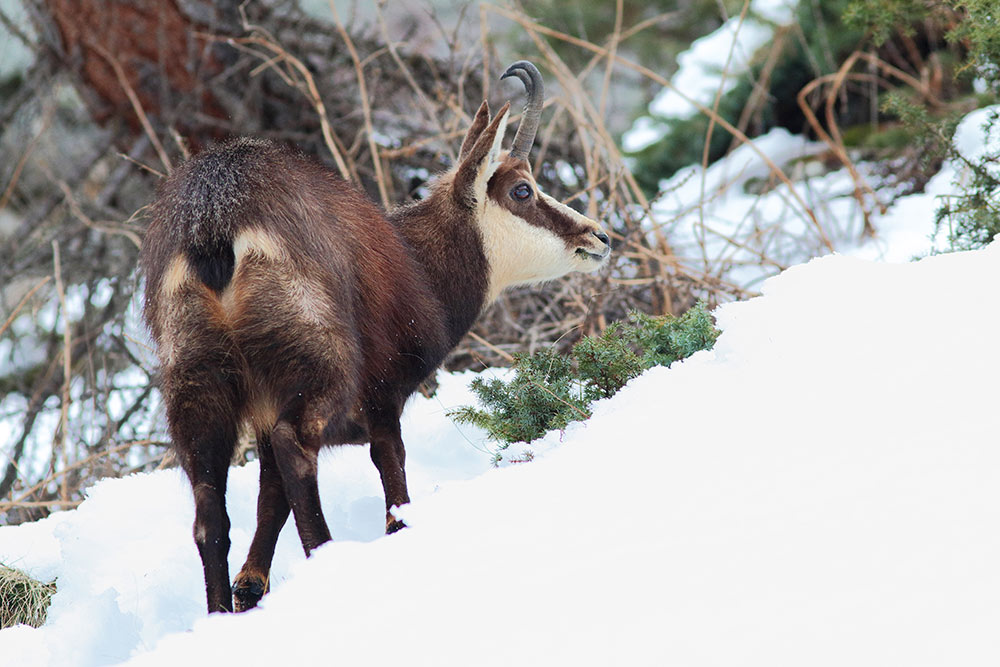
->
<box><xmin>1</xmin><ymin>0</ymin><xmax>997</xmax><ymax>524</ymax></box>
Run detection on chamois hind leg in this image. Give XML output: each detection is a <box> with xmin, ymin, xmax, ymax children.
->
<box><xmin>269</xmin><ymin>396</ymin><xmax>343</xmax><ymax>555</ymax></box>
<box><xmin>163</xmin><ymin>362</ymin><xmax>242</xmax><ymax>614</ymax></box>
<box><xmin>233</xmin><ymin>431</ymin><xmax>290</xmax><ymax>612</ymax></box>
<box><xmin>368</xmin><ymin>406</ymin><xmax>410</xmax><ymax>534</ymax></box>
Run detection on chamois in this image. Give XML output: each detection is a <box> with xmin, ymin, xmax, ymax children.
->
<box><xmin>140</xmin><ymin>61</ymin><xmax>611</xmax><ymax>613</ymax></box>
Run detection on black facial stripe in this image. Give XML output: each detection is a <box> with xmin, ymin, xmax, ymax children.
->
<box><xmin>535</xmin><ymin>196</ymin><xmax>591</xmax><ymax>239</ymax></box>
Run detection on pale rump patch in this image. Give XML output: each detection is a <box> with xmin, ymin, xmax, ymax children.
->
<box><xmin>231</xmin><ymin>228</ymin><xmax>332</xmax><ymax>325</ymax></box>
<box><xmin>233</xmin><ymin>227</ymin><xmax>286</xmax><ymax>263</ymax></box>
<box><xmin>219</xmin><ymin>282</ymin><xmax>238</xmax><ymax>316</ymax></box>
<box><xmin>161</xmin><ymin>254</ymin><xmax>192</xmax><ymax>296</ymax></box>
<box><xmin>285</xmin><ymin>275</ymin><xmax>335</xmax><ymax>326</ymax></box>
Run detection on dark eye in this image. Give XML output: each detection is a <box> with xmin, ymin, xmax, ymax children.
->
<box><xmin>510</xmin><ymin>183</ymin><xmax>533</xmax><ymax>201</ymax></box>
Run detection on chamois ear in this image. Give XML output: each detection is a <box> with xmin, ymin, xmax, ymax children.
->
<box><xmin>453</xmin><ymin>101</ymin><xmax>510</xmax><ymax>208</ymax></box>
<box><xmin>459</xmin><ymin>101</ymin><xmax>492</xmax><ymax>160</ymax></box>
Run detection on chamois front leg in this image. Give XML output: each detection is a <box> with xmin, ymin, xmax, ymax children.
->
<box><xmin>368</xmin><ymin>411</ymin><xmax>410</xmax><ymax>534</ymax></box>
<box><xmin>233</xmin><ymin>431</ymin><xmax>290</xmax><ymax>612</ymax></box>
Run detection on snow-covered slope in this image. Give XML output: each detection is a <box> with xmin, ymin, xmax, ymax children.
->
<box><xmin>2</xmin><ymin>238</ymin><xmax>999</xmax><ymax>666</ymax></box>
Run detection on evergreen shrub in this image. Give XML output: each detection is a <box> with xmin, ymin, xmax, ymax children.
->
<box><xmin>449</xmin><ymin>303</ymin><xmax>719</xmax><ymax>461</ymax></box>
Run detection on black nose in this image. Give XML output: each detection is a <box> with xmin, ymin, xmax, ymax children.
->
<box><xmin>593</xmin><ymin>231</ymin><xmax>610</xmax><ymax>246</ymax></box>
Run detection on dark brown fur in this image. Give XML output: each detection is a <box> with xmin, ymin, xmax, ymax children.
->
<box><xmin>141</xmin><ymin>94</ymin><xmax>610</xmax><ymax>613</ymax></box>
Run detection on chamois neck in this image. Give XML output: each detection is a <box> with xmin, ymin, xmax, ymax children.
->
<box><xmin>388</xmin><ymin>194</ymin><xmax>490</xmax><ymax>347</ymax></box>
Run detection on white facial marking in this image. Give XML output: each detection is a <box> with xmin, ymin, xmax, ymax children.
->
<box><xmin>478</xmin><ymin>192</ymin><xmax>608</xmax><ymax>303</ymax></box>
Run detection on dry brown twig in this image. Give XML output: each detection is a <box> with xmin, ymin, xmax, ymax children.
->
<box><xmin>55</xmin><ymin>180</ymin><xmax>143</xmax><ymax>250</ymax></box>
<box><xmin>598</xmin><ymin>0</ymin><xmax>624</xmax><ymax>123</ymax></box>
<box><xmin>50</xmin><ymin>241</ymin><xmax>71</xmax><ymax>504</ymax></box>
<box><xmin>796</xmin><ymin>48</ymin><xmax>940</xmax><ymax>237</ymax></box>
<box><xmin>699</xmin><ymin>0</ymin><xmax>753</xmax><ymax>266</ymax></box>
<box><xmin>87</xmin><ymin>41</ymin><xmax>173</xmax><ymax>175</ymax></box>
<box><xmin>0</xmin><ymin>103</ymin><xmax>54</xmax><ymax>213</ymax></box>
<box><xmin>466</xmin><ymin>330</ymin><xmax>515</xmax><ymax>363</ymax></box>
<box><xmin>0</xmin><ymin>277</ymin><xmax>51</xmax><ymax>339</ymax></box>
<box><xmin>728</xmin><ymin>25</ymin><xmax>789</xmax><ymax>155</ymax></box>
<box><xmin>825</xmin><ymin>54</ymin><xmax>882</xmax><ymax>233</ymax></box>
<box><xmin>0</xmin><ymin>440</ymin><xmax>165</xmax><ymax>511</ymax></box>
<box><xmin>115</xmin><ymin>152</ymin><xmax>165</xmax><ymax>179</ymax></box>
<box><xmin>327</xmin><ymin>0</ymin><xmax>390</xmax><ymax>208</ymax></box>
<box><xmin>217</xmin><ymin>31</ymin><xmax>355</xmax><ymax>182</ymax></box>
<box><xmin>374</xmin><ymin>3</ymin><xmax>447</xmax><ymax>136</ymax></box>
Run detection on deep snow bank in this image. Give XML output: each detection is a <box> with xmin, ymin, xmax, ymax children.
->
<box><xmin>2</xmin><ymin>241</ymin><xmax>999</xmax><ymax>666</ymax></box>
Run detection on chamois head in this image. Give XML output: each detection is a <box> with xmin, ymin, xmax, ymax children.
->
<box><xmin>451</xmin><ymin>61</ymin><xmax>611</xmax><ymax>301</ymax></box>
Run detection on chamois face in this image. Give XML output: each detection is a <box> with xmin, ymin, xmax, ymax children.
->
<box><xmin>479</xmin><ymin>155</ymin><xmax>610</xmax><ymax>299</ymax></box>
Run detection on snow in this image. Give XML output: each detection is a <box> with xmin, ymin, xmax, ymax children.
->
<box><xmin>648</xmin><ymin>17</ymin><xmax>772</xmax><ymax>121</ymax></box>
<box><xmin>644</xmin><ymin>102</ymin><xmax>1000</xmax><ymax>289</ymax></box>
<box><xmin>950</xmin><ymin>105</ymin><xmax>1000</xmax><ymax>184</ymax></box>
<box><xmin>623</xmin><ymin>0</ymin><xmax>796</xmax><ymax>152</ymax></box>
<box><xmin>0</xmin><ymin>3</ymin><xmax>34</xmax><ymax>80</ymax></box>
<box><xmin>851</xmin><ymin>105</ymin><xmax>1000</xmax><ymax>261</ymax></box>
<box><xmin>622</xmin><ymin>0</ymin><xmax>932</xmax><ymax>288</ymax></box>
<box><xmin>3</xmin><ymin>232</ymin><xmax>1000</xmax><ymax>664</ymax></box>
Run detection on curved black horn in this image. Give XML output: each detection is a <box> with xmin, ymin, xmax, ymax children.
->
<box><xmin>500</xmin><ymin>60</ymin><xmax>544</xmax><ymax>161</ymax></box>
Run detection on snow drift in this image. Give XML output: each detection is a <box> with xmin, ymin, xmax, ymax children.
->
<box><xmin>2</xmin><ymin>238</ymin><xmax>999</xmax><ymax>666</ymax></box>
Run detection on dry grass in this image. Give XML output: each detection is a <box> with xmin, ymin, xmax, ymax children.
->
<box><xmin>0</xmin><ymin>563</ymin><xmax>56</xmax><ymax>629</ymax></box>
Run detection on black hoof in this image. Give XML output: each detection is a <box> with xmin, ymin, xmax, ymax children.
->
<box><xmin>386</xmin><ymin>518</ymin><xmax>407</xmax><ymax>534</ymax></box>
<box><xmin>232</xmin><ymin>579</ymin><xmax>266</xmax><ymax>612</ymax></box>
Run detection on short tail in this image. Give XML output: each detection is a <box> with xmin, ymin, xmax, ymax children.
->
<box><xmin>161</xmin><ymin>138</ymin><xmax>274</xmax><ymax>292</ymax></box>
<box><xmin>186</xmin><ymin>240</ymin><xmax>236</xmax><ymax>293</ymax></box>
